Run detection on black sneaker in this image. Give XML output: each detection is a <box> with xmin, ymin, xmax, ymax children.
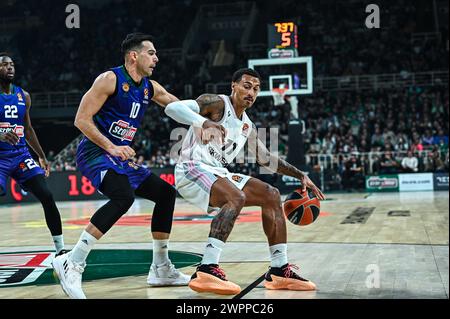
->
<box><xmin>189</xmin><ymin>264</ymin><xmax>241</xmax><ymax>295</ymax></box>
<box><xmin>264</xmin><ymin>263</ymin><xmax>316</xmax><ymax>290</ymax></box>
<box><xmin>191</xmin><ymin>264</ymin><xmax>227</xmax><ymax>281</ymax></box>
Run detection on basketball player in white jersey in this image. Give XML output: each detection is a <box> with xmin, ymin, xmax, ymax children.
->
<box><xmin>165</xmin><ymin>68</ymin><xmax>325</xmax><ymax>295</ymax></box>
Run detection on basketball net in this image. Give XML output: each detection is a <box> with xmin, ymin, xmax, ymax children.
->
<box><xmin>272</xmin><ymin>87</ymin><xmax>288</xmax><ymax>106</ymax></box>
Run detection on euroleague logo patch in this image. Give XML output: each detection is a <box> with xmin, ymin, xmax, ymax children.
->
<box><xmin>231</xmin><ymin>175</ymin><xmax>243</xmax><ymax>183</ymax></box>
<box><xmin>122</xmin><ymin>82</ymin><xmax>130</xmax><ymax>92</ymax></box>
<box><xmin>0</xmin><ymin>252</ymin><xmax>53</xmax><ymax>287</ymax></box>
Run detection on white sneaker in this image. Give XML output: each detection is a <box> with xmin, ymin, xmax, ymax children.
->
<box><xmin>147</xmin><ymin>261</ymin><xmax>191</xmax><ymax>286</ymax></box>
<box><xmin>52</xmin><ymin>252</ymin><xmax>86</xmax><ymax>299</ymax></box>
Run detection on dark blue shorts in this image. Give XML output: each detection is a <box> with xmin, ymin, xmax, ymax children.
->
<box><xmin>76</xmin><ymin>137</ymin><xmax>151</xmax><ymax>191</ymax></box>
<box><xmin>0</xmin><ymin>148</ymin><xmax>45</xmax><ymax>196</ymax></box>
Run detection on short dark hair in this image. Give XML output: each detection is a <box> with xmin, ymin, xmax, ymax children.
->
<box><xmin>121</xmin><ymin>33</ymin><xmax>154</xmax><ymax>56</ymax></box>
<box><xmin>0</xmin><ymin>52</ymin><xmax>10</xmax><ymax>59</ymax></box>
<box><xmin>232</xmin><ymin>68</ymin><xmax>261</xmax><ymax>83</ymax></box>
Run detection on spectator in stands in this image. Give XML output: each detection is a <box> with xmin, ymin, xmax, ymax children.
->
<box><xmin>401</xmin><ymin>151</ymin><xmax>419</xmax><ymax>173</ymax></box>
<box><xmin>63</xmin><ymin>161</ymin><xmax>76</xmax><ymax>171</ymax></box>
<box><xmin>371</xmin><ymin>126</ymin><xmax>384</xmax><ymax>149</ymax></box>
<box><xmin>410</xmin><ymin>138</ymin><xmax>424</xmax><ymax>153</ymax></box>
<box><xmin>395</xmin><ymin>135</ymin><xmax>410</xmax><ymax>152</ymax></box>
<box><xmin>438</xmin><ymin>138</ymin><xmax>448</xmax><ymax>158</ymax></box>
<box><xmin>341</xmin><ymin>153</ymin><xmax>364</xmax><ymax>190</ymax></box>
<box><xmin>422</xmin><ymin>129</ymin><xmax>434</xmax><ymax>147</ymax></box>
<box><xmin>433</xmin><ymin>129</ymin><xmax>449</xmax><ymax>146</ymax></box>
<box><xmin>425</xmin><ymin>147</ymin><xmax>446</xmax><ymax>172</ymax></box>
<box><xmin>380</xmin><ymin>151</ymin><xmax>399</xmax><ymax>174</ymax></box>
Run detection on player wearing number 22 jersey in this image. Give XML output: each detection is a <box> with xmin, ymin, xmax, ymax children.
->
<box><xmin>0</xmin><ymin>53</ymin><xmax>67</xmax><ymax>256</ymax></box>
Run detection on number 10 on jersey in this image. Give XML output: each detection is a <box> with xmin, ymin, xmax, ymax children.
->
<box><xmin>130</xmin><ymin>102</ymin><xmax>140</xmax><ymax>119</ymax></box>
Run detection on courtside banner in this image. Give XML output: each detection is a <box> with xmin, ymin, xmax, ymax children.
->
<box><xmin>1</xmin><ymin>168</ymin><xmax>175</xmax><ymax>204</ymax></box>
<box><xmin>398</xmin><ymin>173</ymin><xmax>434</xmax><ymax>191</ymax></box>
<box><xmin>365</xmin><ymin>174</ymin><xmax>399</xmax><ymax>192</ymax></box>
<box><xmin>275</xmin><ymin>171</ymin><xmax>321</xmax><ymax>194</ymax></box>
<box><xmin>433</xmin><ymin>173</ymin><xmax>449</xmax><ymax>191</ymax></box>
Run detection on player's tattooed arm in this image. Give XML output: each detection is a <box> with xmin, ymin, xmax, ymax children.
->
<box><xmin>23</xmin><ymin>90</ymin><xmax>51</xmax><ymax>176</ymax></box>
<box><xmin>150</xmin><ymin>80</ymin><xmax>179</xmax><ymax>107</ymax></box>
<box><xmin>248</xmin><ymin>124</ymin><xmax>325</xmax><ymax>200</ymax></box>
<box><xmin>195</xmin><ymin>94</ymin><xmax>227</xmax><ymax>144</ymax></box>
<box><xmin>196</xmin><ymin>94</ymin><xmax>225</xmax><ymax>121</ymax></box>
<box><xmin>75</xmin><ymin>71</ymin><xmax>135</xmax><ymax>161</ymax></box>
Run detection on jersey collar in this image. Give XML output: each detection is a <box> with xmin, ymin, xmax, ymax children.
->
<box><xmin>0</xmin><ymin>84</ymin><xmax>14</xmax><ymax>95</ymax></box>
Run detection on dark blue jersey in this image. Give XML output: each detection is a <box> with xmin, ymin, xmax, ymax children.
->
<box><xmin>0</xmin><ymin>85</ymin><xmax>27</xmax><ymax>154</ymax></box>
<box><xmin>92</xmin><ymin>65</ymin><xmax>154</xmax><ymax>146</ymax></box>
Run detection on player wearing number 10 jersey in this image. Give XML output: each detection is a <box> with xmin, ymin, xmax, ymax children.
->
<box><xmin>0</xmin><ymin>53</ymin><xmax>67</xmax><ymax>256</ymax></box>
<box><xmin>52</xmin><ymin>33</ymin><xmax>190</xmax><ymax>299</ymax></box>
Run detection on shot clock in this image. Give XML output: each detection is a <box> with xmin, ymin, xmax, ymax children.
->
<box><xmin>267</xmin><ymin>21</ymin><xmax>298</xmax><ymax>58</ymax></box>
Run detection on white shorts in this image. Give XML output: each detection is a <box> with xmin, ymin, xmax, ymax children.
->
<box><xmin>175</xmin><ymin>161</ymin><xmax>251</xmax><ymax>214</ymax></box>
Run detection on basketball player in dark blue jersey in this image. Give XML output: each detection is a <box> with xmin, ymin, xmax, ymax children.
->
<box><xmin>0</xmin><ymin>53</ymin><xmax>66</xmax><ymax>255</ymax></box>
<box><xmin>52</xmin><ymin>33</ymin><xmax>191</xmax><ymax>299</ymax></box>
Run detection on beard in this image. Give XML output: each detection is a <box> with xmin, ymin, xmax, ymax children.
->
<box><xmin>0</xmin><ymin>75</ymin><xmax>13</xmax><ymax>83</ymax></box>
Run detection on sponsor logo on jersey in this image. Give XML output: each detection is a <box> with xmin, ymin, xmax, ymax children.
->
<box><xmin>0</xmin><ymin>122</ymin><xmax>25</xmax><ymax>137</ymax></box>
<box><xmin>122</xmin><ymin>82</ymin><xmax>130</xmax><ymax>92</ymax></box>
<box><xmin>144</xmin><ymin>88</ymin><xmax>149</xmax><ymax>99</ymax></box>
<box><xmin>17</xmin><ymin>93</ymin><xmax>23</xmax><ymax>101</ymax></box>
<box><xmin>108</xmin><ymin>120</ymin><xmax>137</xmax><ymax>142</ymax></box>
<box><xmin>208</xmin><ymin>146</ymin><xmax>229</xmax><ymax>166</ymax></box>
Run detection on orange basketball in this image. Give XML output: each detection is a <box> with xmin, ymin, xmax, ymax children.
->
<box><xmin>283</xmin><ymin>189</ymin><xmax>321</xmax><ymax>226</ymax></box>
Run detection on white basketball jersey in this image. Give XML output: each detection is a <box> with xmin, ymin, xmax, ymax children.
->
<box><xmin>179</xmin><ymin>95</ymin><xmax>254</xmax><ymax>168</ymax></box>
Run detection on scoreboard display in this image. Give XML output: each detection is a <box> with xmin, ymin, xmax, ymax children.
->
<box><xmin>267</xmin><ymin>22</ymin><xmax>298</xmax><ymax>51</ymax></box>
<box><xmin>3</xmin><ymin>169</ymin><xmax>176</xmax><ymax>203</ymax></box>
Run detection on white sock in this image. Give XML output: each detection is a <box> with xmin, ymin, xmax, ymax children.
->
<box><xmin>152</xmin><ymin>239</ymin><xmax>169</xmax><ymax>266</ymax></box>
<box><xmin>52</xmin><ymin>235</ymin><xmax>65</xmax><ymax>254</ymax></box>
<box><xmin>201</xmin><ymin>237</ymin><xmax>225</xmax><ymax>265</ymax></box>
<box><xmin>70</xmin><ymin>231</ymin><xmax>97</xmax><ymax>264</ymax></box>
<box><xmin>269</xmin><ymin>243</ymin><xmax>288</xmax><ymax>268</ymax></box>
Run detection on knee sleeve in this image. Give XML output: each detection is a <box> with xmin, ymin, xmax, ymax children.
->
<box><xmin>90</xmin><ymin>170</ymin><xmax>135</xmax><ymax>234</ymax></box>
<box><xmin>135</xmin><ymin>173</ymin><xmax>176</xmax><ymax>233</ymax></box>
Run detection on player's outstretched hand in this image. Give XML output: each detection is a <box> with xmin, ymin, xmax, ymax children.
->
<box><xmin>39</xmin><ymin>157</ymin><xmax>51</xmax><ymax>177</ymax></box>
<box><xmin>201</xmin><ymin>120</ymin><xmax>227</xmax><ymax>145</ymax></box>
<box><xmin>300</xmin><ymin>174</ymin><xmax>325</xmax><ymax>200</ymax></box>
<box><xmin>108</xmin><ymin>145</ymin><xmax>136</xmax><ymax>161</ymax></box>
<box><xmin>0</xmin><ymin>131</ymin><xmax>20</xmax><ymax>145</ymax></box>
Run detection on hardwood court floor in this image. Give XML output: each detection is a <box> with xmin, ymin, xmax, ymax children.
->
<box><xmin>0</xmin><ymin>191</ymin><xmax>448</xmax><ymax>299</ymax></box>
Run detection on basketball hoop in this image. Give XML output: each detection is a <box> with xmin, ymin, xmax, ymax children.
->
<box><xmin>272</xmin><ymin>87</ymin><xmax>287</xmax><ymax>106</ymax></box>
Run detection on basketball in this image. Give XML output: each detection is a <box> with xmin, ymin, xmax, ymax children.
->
<box><xmin>283</xmin><ymin>189</ymin><xmax>321</xmax><ymax>226</ymax></box>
